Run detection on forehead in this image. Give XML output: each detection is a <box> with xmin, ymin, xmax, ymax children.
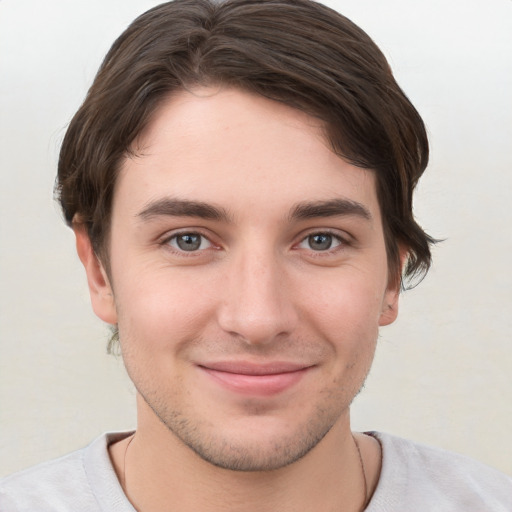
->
<box><xmin>115</xmin><ymin>87</ymin><xmax>380</xmax><ymax>223</ymax></box>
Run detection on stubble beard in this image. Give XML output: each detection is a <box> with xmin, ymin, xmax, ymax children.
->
<box><xmin>120</xmin><ymin>322</ymin><xmax>377</xmax><ymax>473</ymax></box>
<box><xmin>135</xmin><ymin>373</ymin><xmax>369</xmax><ymax>472</ymax></box>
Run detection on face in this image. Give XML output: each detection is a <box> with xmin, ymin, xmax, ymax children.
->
<box><xmin>79</xmin><ymin>87</ymin><xmax>400</xmax><ymax>471</ymax></box>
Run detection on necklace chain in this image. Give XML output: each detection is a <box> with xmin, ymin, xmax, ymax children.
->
<box><xmin>122</xmin><ymin>433</ymin><xmax>135</xmax><ymax>492</ymax></box>
<box><xmin>353</xmin><ymin>434</ymin><xmax>369</xmax><ymax>511</ymax></box>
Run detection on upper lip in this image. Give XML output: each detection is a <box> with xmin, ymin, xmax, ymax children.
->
<box><xmin>198</xmin><ymin>361</ymin><xmax>312</xmax><ymax>376</ymax></box>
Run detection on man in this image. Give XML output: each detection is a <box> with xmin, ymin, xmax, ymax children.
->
<box><xmin>1</xmin><ymin>0</ymin><xmax>510</xmax><ymax>509</ymax></box>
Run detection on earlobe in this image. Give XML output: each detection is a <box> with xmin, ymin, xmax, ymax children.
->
<box><xmin>379</xmin><ymin>247</ymin><xmax>407</xmax><ymax>327</ymax></box>
<box><xmin>73</xmin><ymin>224</ymin><xmax>118</xmax><ymax>325</ymax></box>
<box><xmin>379</xmin><ymin>291</ymin><xmax>399</xmax><ymax>326</ymax></box>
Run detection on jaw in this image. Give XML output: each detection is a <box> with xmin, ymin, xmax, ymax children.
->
<box><xmin>116</xmin><ymin>398</ymin><xmax>368</xmax><ymax>512</ymax></box>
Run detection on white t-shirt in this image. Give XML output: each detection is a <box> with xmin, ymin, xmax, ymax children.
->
<box><xmin>1</xmin><ymin>431</ymin><xmax>511</xmax><ymax>511</ymax></box>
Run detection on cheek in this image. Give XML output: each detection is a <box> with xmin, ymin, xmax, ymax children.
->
<box><xmin>300</xmin><ymin>273</ymin><xmax>385</xmax><ymax>334</ymax></box>
<box><xmin>296</xmin><ymin>272</ymin><xmax>383</xmax><ymax>377</ymax></box>
<box><xmin>113</xmin><ymin>265</ymin><xmax>218</xmax><ymax>353</ymax></box>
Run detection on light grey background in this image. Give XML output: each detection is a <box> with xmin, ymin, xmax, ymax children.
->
<box><xmin>1</xmin><ymin>0</ymin><xmax>511</xmax><ymax>476</ymax></box>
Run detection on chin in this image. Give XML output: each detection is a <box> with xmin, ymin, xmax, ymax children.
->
<box><xmin>180</xmin><ymin>422</ymin><xmax>333</xmax><ymax>472</ymax></box>
<box><xmin>146</xmin><ymin>395</ymin><xmax>344</xmax><ymax>472</ymax></box>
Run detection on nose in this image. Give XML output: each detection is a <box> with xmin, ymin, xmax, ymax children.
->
<box><xmin>217</xmin><ymin>248</ymin><xmax>299</xmax><ymax>345</ymax></box>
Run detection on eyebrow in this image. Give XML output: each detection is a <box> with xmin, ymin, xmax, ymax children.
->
<box><xmin>136</xmin><ymin>198</ymin><xmax>232</xmax><ymax>222</ymax></box>
<box><xmin>289</xmin><ymin>199</ymin><xmax>372</xmax><ymax>221</ymax></box>
<box><xmin>136</xmin><ymin>197</ymin><xmax>371</xmax><ymax>224</ymax></box>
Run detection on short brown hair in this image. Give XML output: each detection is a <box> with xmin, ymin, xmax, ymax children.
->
<box><xmin>57</xmin><ymin>0</ymin><xmax>435</xmax><ymax>286</ymax></box>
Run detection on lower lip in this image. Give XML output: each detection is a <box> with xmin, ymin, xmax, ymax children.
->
<box><xmin>200</xmin><ymin>367</ymin><xmax>310</xmax><ymax>396</ymax></box>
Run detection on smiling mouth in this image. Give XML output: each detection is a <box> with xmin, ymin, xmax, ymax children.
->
<box><xmin>198</xmin><ymin>361</ymin><xmax>313</xmax><ymax>396</ymax></box>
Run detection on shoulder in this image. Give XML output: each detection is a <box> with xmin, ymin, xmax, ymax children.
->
<box><xmin>367</xmin><ymin>432</ymin><xmax>512</xmax><ymax>511</ymax></box>
<box><xmin>0</xmin><ymin>445</ymin><xmax>92</xmax><ymax>511</ymax></box>
<box><xmin>0</xmin><ymin>432</ymin><xmax>133</xmax><ymax>512</ymax></box>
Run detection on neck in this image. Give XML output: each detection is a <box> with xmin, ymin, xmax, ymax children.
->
<box><xmin>112</xmin><ymin>411</ymin><xmax>376</xmax><ymax>512</ymax></box>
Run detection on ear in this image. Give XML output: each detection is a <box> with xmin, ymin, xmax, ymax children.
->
<box><xmin>73</xmin><ymin>224</ymin><xmax>118</xmax><ymax>325</ymax></box>
<box><xmin>379</xmin><ymin>247</ymin><xmax>407</xmax><ymax>327</ymax></box>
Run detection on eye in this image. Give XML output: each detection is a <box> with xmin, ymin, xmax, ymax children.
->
<box><xmin>167</xmin><ymin>232</ymin><xmax>212</xmax><ymax>252</ymax></box>
<box><xmin>298</xmin><ymin>232</ymin><xmax>343</xmax><ymax>251</ymax></box>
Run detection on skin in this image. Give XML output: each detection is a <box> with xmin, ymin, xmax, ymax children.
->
<box><xmin>76</xmin><ymin>87</ymin><xmax>400</xmax><ymax>511</ymax></box>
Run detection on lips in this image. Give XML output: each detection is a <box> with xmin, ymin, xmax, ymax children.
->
<box><xmin>198</xmin><ymin>361</ymin><xmax>312</xmax><ymax>396</ymax></box>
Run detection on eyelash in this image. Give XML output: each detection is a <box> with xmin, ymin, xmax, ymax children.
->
<box><xmin>295</xmin><ymin>230</ymin><xmax>350</xmax><ymax>256</ymax></box>
<box><xmin>159</xmin><ymin>229</ymin><xmax>351</xmax><ymax>257</ymax></box>
<box><xmin>160</xmin><ymin>230</ymin><xmax>217</xmax><ymax>256</ymax></box>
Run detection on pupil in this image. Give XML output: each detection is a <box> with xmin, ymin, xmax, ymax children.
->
<box><xmin>309</xmin><ymin>234</ymin><xmax>332</xmax><ymax>251</ymax></box>
<box><xmin>177</xmin><ymin>234</ymin><xmax>201</xmax><ymax>251</ymax></box>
